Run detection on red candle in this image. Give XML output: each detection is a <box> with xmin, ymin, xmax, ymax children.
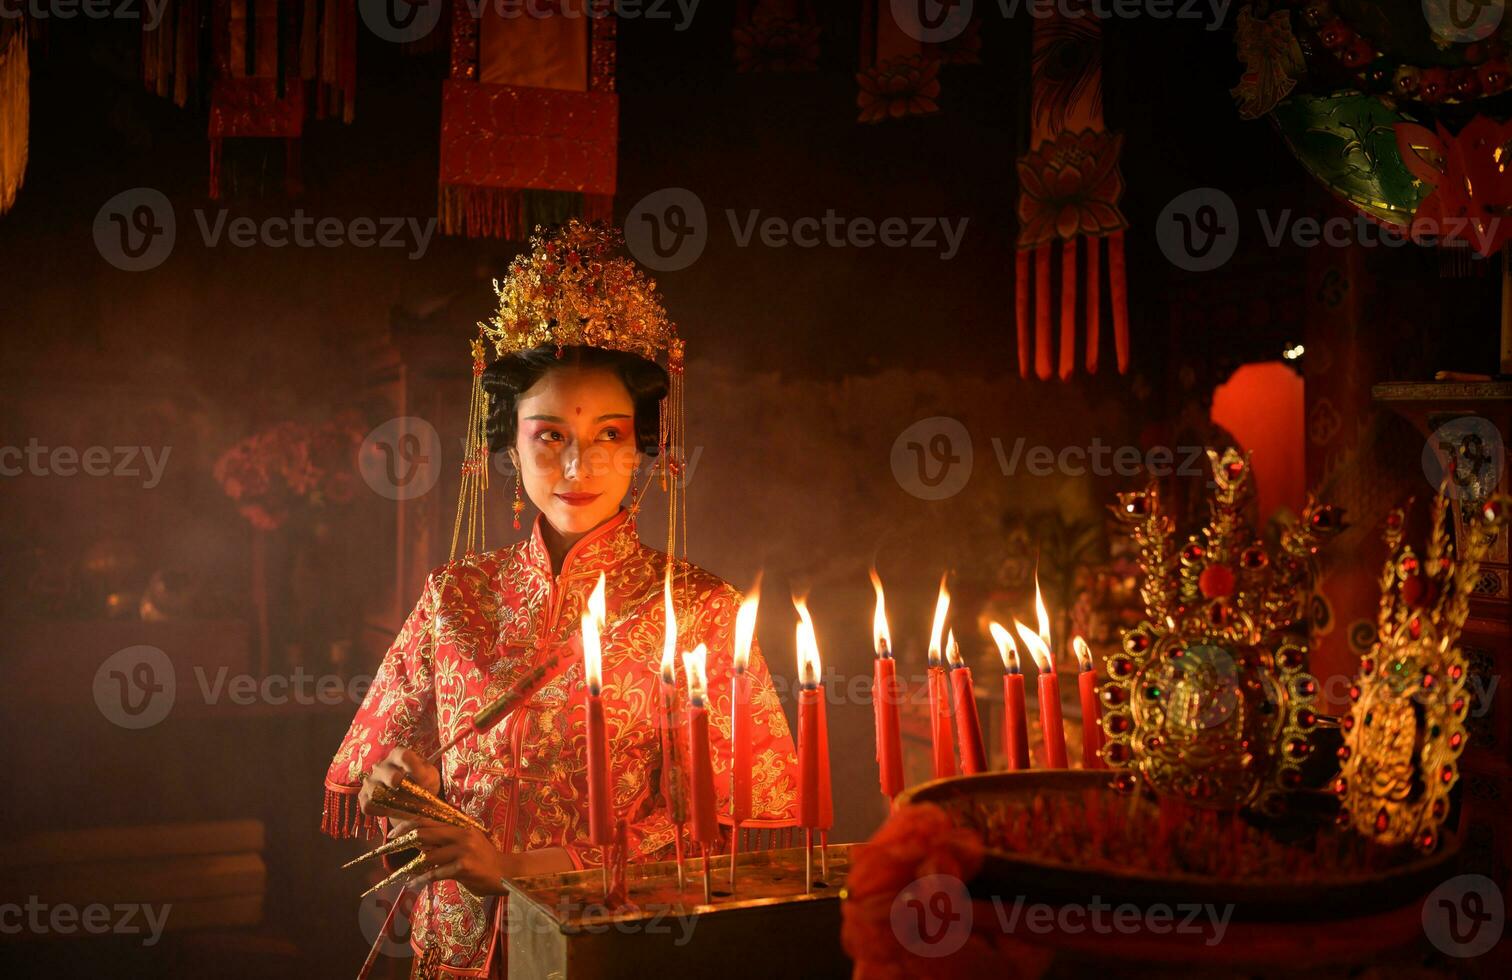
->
<box><xmin>1016</xmin><ymin>619</ymin><xmax>1067</xmax><ymax>769</ymax></box>
<box><xmin>793</xmin><ymin>598</ymin><xmax>833</xmax><ymax>829</ymax></box>
<box><xmin>658</xmin><ymin>568</ymin><xmax>686</xmax><ymax>822</ymax></box>
<box><xmin>991</xmin><ymin>622</ymin><xmax>1031</xmax><ymax>770</ymax></box>
<box><xmin>731</xmin><ymin>586</ymin><xmax>759</xmax><ymax>824</ymax></box>
<box><xmin>926</xmin><ymin>574</ymin><xmax>957</xmax><ymax>779</ymax></box>
<box><xmin>581</xmin><ymin>574</ymin><xmax>612</xmax><ymax>846</ymax></box>
<box><xmin>1074</xmin><ymin>636</ymin><xmax>1105</xmax><ymax>769</ymax></box>
<box><xmin>946</xmin><ymin>631</ymin><xmax>987</xmax><ymax>774</ymax></box>
<box><xmin>683</xmin><ymin>644</ymin><xmax>718</xmax><ymax>844</ymax></box>
<box><xmin>870</xmin><ymin>570</ymin><xmax>905</xmax><ymax>799</ymax></box>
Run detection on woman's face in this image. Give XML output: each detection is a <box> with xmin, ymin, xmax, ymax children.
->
<box><xmin>508</xmin><ymin>366</ymin><xmax>641</xmax><ymax>535</ymax></box>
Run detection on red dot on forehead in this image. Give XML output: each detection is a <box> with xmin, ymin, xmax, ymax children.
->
<box><xmin>575</xmin><ymin>407</ymin><xmax>582</xmax><ymax>416</ymax></box>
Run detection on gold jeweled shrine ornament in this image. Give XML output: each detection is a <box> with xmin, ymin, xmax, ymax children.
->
<box><xmin>1335</xmin><ymin>490</ymin><xmax>1509</xmax><ymax>852</ymax></box>
<box><xmin>1104</xmin><ymin>448</ymin><xmax>1345</xmax><ymax>814</ymax></box>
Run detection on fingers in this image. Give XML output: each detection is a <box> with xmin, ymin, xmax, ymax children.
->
<box><xmin>387</xmin><ymin>818</ymin><xmax>419</xmax><ymax>839</ymax></box>
<box><xmin>410</xmin><ymin>859</ymin><xmax>463</xmax><ymax>889</ymax></box>
<box><xmin>413</xmin><ymin>823</ymin><xmax>466</xmax><ymax>848</ymax></box>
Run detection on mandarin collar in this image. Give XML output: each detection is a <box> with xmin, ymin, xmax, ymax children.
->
<box><xmin>523</xmin><ymin>506</ymin><xmax>637</xmax><ymax>581</ymax></box>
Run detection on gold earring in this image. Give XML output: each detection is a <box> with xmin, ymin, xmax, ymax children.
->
<box><xmin>512</xmin><ymin>472</ymin><xmax>524</xmax><ymax>530</ymax></box>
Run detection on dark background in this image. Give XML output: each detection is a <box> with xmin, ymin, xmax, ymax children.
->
<box><xmin>0</xmin><ymin>4</ymin><xmax>1502</xmax><ymax>976</ymax></box>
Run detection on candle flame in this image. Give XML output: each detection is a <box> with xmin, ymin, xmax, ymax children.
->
<box><xmin>683</xmin><ymin>643</ymin><xmax>708</xmax><ymax>705</ymax></box>
<box><xmin>1073</xmin><ymin>635</ymin><xmax>1094</xmax><ymax>673</ymax></box>
<box><xmin>734</xmin><ymin>573</ymin><xmax>761</xmax><ymax>674</ymax></box>
<box><xmin>944</xmin><ymin>628</ymin><xmax>963</xmax><ymax>667</ymax></box>
<box><xmin>1033</xmin><ymin>566</ymin><xmax>1052</xmax><ymax>650</ymax></box>
<box><xmin>583</xmin><ymin>572</ymin><xmax>607</xmax><ymax>692</ymax></box>
<box><xmin>869</xmin><ymin>567</ymin><xmax>891</xmax><ymax>658</ymax></box>
<box><xmin>792</xmin><ymin>594</ymin><xmax>821</xmax><ymax>687</ymax></box>
<box><xmin>927</xmin><ymin>572</ymin><xmax>950</xmax><ymax>667</ymax></box>
<box><xmin>661</xmin><ymin>564</ymin><xmax>676</xmax><ymax>684</ymax></box>
<box><xmin>1013</xmin><ymin>618</ymin><xmax>1054</xmax><ymax>674</ymax></box>
<box><xmin>988</xmin><ymin>621</ymin><xmax>1019</xmax><ymax>674</ymax></box>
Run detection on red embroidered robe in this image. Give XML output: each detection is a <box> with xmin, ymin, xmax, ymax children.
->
<box><xmin>322</xmin><ymin>506</ymin><xmax>800</xmax><ymax>974</ymax></box>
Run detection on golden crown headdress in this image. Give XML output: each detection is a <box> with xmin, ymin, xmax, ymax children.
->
<box><xmin>1102</xmin><ymin>448</ymin><xmax>1346</xmax><ymax>814</ymax></box>
<box><xmin>1335</xmin><ymin>488</ymin><xmax>1508</xmax><ymax>852</ymax></box>
<box><xmin>448</xmin><ymin>220</ymin><xmax>690</xmax><ymax>563</ymax></box>
<box><xmin>480</xmin><ymin>220</ymin><xmax>685</xmax><ymax>366</ymax></box>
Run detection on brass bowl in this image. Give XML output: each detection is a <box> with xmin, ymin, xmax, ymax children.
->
<box><xmin>899</xmin><ymin>770</ymin><xmax>1459</xmax><ymax>921</ymax></box>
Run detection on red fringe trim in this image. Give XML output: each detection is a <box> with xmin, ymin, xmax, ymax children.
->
<box><xmin>1108</xmin><ymin>229</ymin><xmax>1130</xmax><ymax>374</ymax></box>
<box><xmin>322</xmin><ymin>785</ymin><xmax>383</xmax><ymax>840</ymax></box>
<box><xmin>1085</xmin><ymin>234</ymin><xmax>1101</xmax><ymax>374</ymax></box>
<box><xmin>1033</xmin><ymin>243</ymin><xmax>1053</xmax><ymax>380</ymax></box>
<box><xmin>1014</xmin><ymin>249</ymin><xmax>1030</xmax><ymax>378</ymax></box>
<box><xmin>439</xmin><ymin>184</ymin><xmax>615</xmax><ymax>240</ymax></box>
<box><xmin>1058</xmin><ymin>237</ymin><xmax>1077</xmax><ymax>381</ymax></box>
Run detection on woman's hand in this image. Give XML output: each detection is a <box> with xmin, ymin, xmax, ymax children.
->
<box><xmin>406</xmin><ymin>822</ymin><xmax>576</xmax><ymax>894</ymax></box>
<box><xmin>358</xmin><ymin>747</ymin><xmax>441</xmax><ymax>828</ymax></box>
<box><xmin>408</xmin><ymin>820</ymin><xmax>511</xmax><ymax>895</ymax></box>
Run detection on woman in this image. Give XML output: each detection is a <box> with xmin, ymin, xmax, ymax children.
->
<box><xmin>321</xmin><ymin>223</ymin><xmax>800</xmax><ymax>976</ymax></box>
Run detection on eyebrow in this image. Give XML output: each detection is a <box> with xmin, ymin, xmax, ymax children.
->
<box><xmin>523</xmin><ymin>413</ymin><xmax>632</xmax><ymax>423</ymax></box>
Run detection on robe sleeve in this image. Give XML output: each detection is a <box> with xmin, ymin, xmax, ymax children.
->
<box><xmin>699</xmin><ymin>584</ymin><xmax>801</xmax><ymax>826</ymax></box>
<box><xmin>321</xmin><ymin>572</ymin><xmax>442</xmax><ymax>840</ymax></box>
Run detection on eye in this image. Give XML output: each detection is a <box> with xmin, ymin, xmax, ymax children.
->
<box><xmin>536</xmin><ymin>430</ymin><xmax>564</xmax><ymax>443</ymax></box>
<box><xmin>598</xmin><ymin>427</ymin><xmax>622</xmax><ymax>441</ymax></box>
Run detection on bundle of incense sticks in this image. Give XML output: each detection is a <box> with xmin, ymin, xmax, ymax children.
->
<box><xmin>349</xmin><ymin>777</ymin><xmax>486</xmax><ymax>897</ymax></box>
<box><xmin>940</xmin><ymin>790</ymin><xmax>1414</xmax><ymax>882</ymax></box>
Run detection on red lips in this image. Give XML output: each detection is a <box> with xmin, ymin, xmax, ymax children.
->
<box><xmin>555</xmin><ymin>492</ymin><xmax>601</xmax><ymax>506</ymax></box>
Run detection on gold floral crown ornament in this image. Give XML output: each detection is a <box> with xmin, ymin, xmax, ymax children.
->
<box><xmin>1334</xmin><ymin>488</ymin><xmax>1509</xmax><ymax>852</ymax></box>
<box><xmin>448</xmin><ymin>220</ymin><xmax>690</xmax><ymax>564</ymax></box>
<box><xmin>1103</xmin><ymin>449</ymin><xmax>1346</xmax><ymax>814</ymax></box>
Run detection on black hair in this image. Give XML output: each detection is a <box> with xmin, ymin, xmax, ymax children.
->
<box><xmin>480</xmin><ymin>345</ymin><xmax>669</xmax><ymax>456</ymax></box>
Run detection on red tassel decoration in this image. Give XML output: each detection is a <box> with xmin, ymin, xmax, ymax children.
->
<box><xmin>1015</xmin><ymin>249</ymin><xmax>1030</xmax><ymax>378</ymax></box>
<box><xmin>322</xmin><ymin>786</ymin><xmax>383</xmax><ymax>841</ymax></box>
<box><xmin>1034</xmin><ymin>242</ymin><xmax>1053</xmax><ymax>380</ymax></box>
<box><xmin>1059</xmin><ymin>237</ymin><xmax>1077</xmax><ymax>381</ymax></box>
<box><xmin>1109</xmin><ymin>229</ymin><xmax>1129</xmax><ymax>374</ymax></box>
<box><xmin>1085</xmin><ymin>234</ymin><xmax>1101</xmax><ymax>374</ymax></box>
